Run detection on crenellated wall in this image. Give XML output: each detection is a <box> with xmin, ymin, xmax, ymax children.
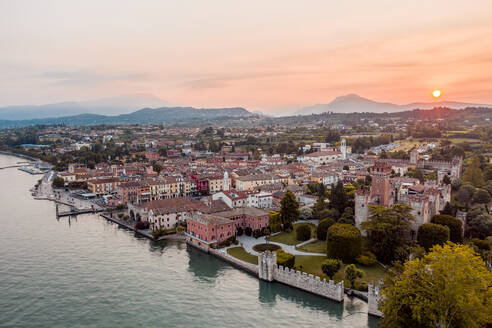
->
<box><xmin>368</xmin><ymin>280</ymin><xmax>383</xmax><ymax>317</ymax></box>
<box><xmin>274</xmin><ymin>265</ymin><xmax>344</xmax><ymax>302</ymax></box>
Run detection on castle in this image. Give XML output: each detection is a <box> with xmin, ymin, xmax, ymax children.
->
<box><xmin>355</xmin><ymin>154</ymin><xmax>459</xmax><ymax>235</ymax></box>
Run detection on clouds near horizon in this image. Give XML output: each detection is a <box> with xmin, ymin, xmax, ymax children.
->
<box><xmin>1</xmin><ymin>0</ymin><xmax>492</xmax><ymax>113</ymax></box>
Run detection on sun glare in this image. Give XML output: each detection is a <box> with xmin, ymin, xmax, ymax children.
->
<box><xmin>432</xmin><ymin>89</ymin><xmax>441</xmax><ymax>98</ymax></box>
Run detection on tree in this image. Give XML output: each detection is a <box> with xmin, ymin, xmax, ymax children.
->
<box><xmin>52</xmin><ymin>177</ymin><xmax>65</xmax><ymax>188</ymax></box>
<box><xmin>276</xmin><ymin>249</ymin><xmax>295</xmax><ymax>268</ymax></box>
<box><xmin>455</xmin><ymin>183</ymin><xmax>475</xmax><ymax>207</ymax></box>
<box><xmin>442</xmin><ymin>174</ymin><xmax>451</xmax><ymax>185</ymax></box>
<box><xmin>326</xmin><ymin>223</ymin><xmax>362</xmax><ymax>263</ymax></box>
<box><xmin>344</xmin><ymin>264</ymin><xmax>364</xmax><ymax>289</ymax></box>
<box><xmin>440</xmin><ymin>201</ymin><xmax>455</xmax><ymax>216</ymax></box>
<box><xmin>466</xmin><ymin>213</ymin><xmax>492</xmax><ymax>239</ymax></box>
<box><xmin>381</xmin><ymin>243</ymin><xmax>492</xmax><ymax>328</ymax></box>
<box><xmin>312</xmin><ymin>195</ymin><xmax>327</xmax><ymax>218</ymax></box>
<box><xmin>279</xmin><ymin>190</ymin><xmax>299</xmax><ymax>230</ymax></box>
<box><xmin>299</xmin><ymin>206</ymin><xmax>312</xmax><ymax>219</ymax></box>
<box><xmin>417</xmin><ymin>223</ymin><xmax>450</xmax><ymax>251</ymax></box>
<box><xmin>296</xmin><ymin>223</ymin><xmax>311</xmax><ymax>241</ymax></box>
<box><xmin>321</xmin><ymin>259</ymin><xmax>341</xmax><ymax>280</ymax></box>
<box><xmin>316</xmin><ymin>218</ymin><xmax>335</xmax><ymax>241</ymax></box>
<box><xmin>268</xmin><ymin>212</ymin><xmax>282</xmax><ymax>233</ymax></box>
<box><xmin>338</xmin><ymin>207</ymin><xmax>354</xmax><ymax>225</ymax></box>
<box><xmin>462</xmin><ymin>156</ymin><xmax>485</xmax><ymax>187</ymax></box>
<box><xmin>152</xmin><ymin>162</ymin><xmax>163</xmax><ymax>173</ymax></box>
<box><xmin>329</xmin><ymin>181</ymin><xmax>348</xmax><ymax>213</ymax></box>
<box><xmin>361</xmin><ymin>204</ymin><xmax>414</xmax><ymax>264</ymax></box>
<box><xmin>431</xmin><ymin>214</ymin><xmax>463</xmax><ymax>243</ymax></box>
<box><xmin>472</xmin><ymin>188</ymin><xmax>491</xmax><ymax>210</ymax></box>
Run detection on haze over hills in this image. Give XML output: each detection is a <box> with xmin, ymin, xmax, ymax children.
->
<box><xmin>0</xmin><ymin>106</ymin><xmax>254</xmax><ymax>128</ymax></box>
<box><xmin>295</xmin><ymin>93</ymin><xmax>492</xmax><ymax>115</ymax></box>
<box><xmin>0</xmin><ymin>94</ymin><xmax>169</xmax><ymax>120</ymax></box>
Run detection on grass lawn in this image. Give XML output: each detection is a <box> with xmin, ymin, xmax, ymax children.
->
<box><xmin>227</xmin><ymin>247</ymin><xmax>258</xmax><ymax>265</ymax></box>
<box><xmin>267</xmin><ymin>222</ymin><xmax>316</xmax><ymax>245</ymax></box>
<box><xmin>296</xmin><ymin>240</ymin><xmax>326</xmax><ymax>254</ymax></box>
<box><xmin>294</xmin><ymin>255</ymin><xmax>386</xmax><ymax>288</ymax></box>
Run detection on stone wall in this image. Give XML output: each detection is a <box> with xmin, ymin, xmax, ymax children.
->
<box><xmin>258</xmin><ymin>251</ymin><xmax>344</xmax><ymax>303</ymax></box>
<box><xmin>368</xmin><ymin>280</ymin><xmax>383</xmax><ymax>317</ymax></box>
<box><xmin>274</xmin><ymin>265</ymin><xmax>344</xmax><ymax>302</ymax></box>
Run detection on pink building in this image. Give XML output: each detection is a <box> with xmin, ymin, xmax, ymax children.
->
<box><xmin>186</xmin><ymin>213</ymin><xmax>235</xmax><ymax>248</ymax></box>
<box><xmin>214</xmin><ymin>207</ymin><xmax>270</xmax><ymax>232</ymax></box>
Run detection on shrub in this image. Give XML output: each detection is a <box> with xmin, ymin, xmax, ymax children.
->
<box><xmin>117</xmin><ymin>213</ymin><xmax>124</xmax><ymax>219</ymax></box>
<box><xmin>470</xmin><ymin>238</ymin><xmax>490</xmax><ymax>251</ymax></box>
<box><xmin>276</xmin><ymin>249</ymin><xmax>295</xmax><ymax>268</ymax></box>
<box><xmin>316</xmin><ymin>218</ymin><xmax>335</xmax><ymax>241</ymax></box>
<box><xmin>253</xmin><ymin>229</ymin><xmax>262</xmax><ymax>239</ymax></box>
<box><xmin>176</xmin><ymin>226</ymin><xmax>185</xmax><ymax>233</ymax></box>
<box><xmin>356</xmin><ymin>251</ymin><xmax>377</xmax><ymax>266</ymax></box>
<box><xmin>417</xmin><ymin>223</ymin><xmax>450</xmax><ymax>250</ymax></box>
<box><xmin>321</xmin><ymin>258</ymin><xmax>341</xmax><ymax>280</ymax></box>
<box><xmin>300</xmin><ymin>206</ymin><xmax>313</xmax><ymax>219</ymax></box>
<box><xmin>296</xmin><ymin>223</ymin><xmax>311</xmax><ymax>241</ymax></box>
<box><xmin>431</xmin><ymin>214</ymin><xmax>463</xmax><ymax>243</ymax></box>
<box><xmin>135</xmin><ymin>221</ymin><xmax>149</xmax><ymax>230</ymax></box>
<box><xmin>253</xmin><ymin>243</ymin><xmax>281</xmax><ymax>252</ymax></box>
<box><xmin>233</xmin><ymin>239</ymin><xmax>239</xmax><ymax>245</ymax></box>
<box><xmin>326</xmin><ymin>223</ymin><xmax>362</xmax><ymax>263</ymax></box>
<box><xmin>354</xmin><ymin>281</ymin><xmax>368</xmax><ymax>292</ymax></box>
<box><xmin>345</xmin><ymin>264</ymin><xmax>364</xmax><ymax>289</ymax></box>
<box><xmin>237</xmin><ymin>227</ymin><xmax>243</xmax><ymax>236</ymax></box>
<box><xmin>245</xmin><ymin>227</ymin><xmax>252</xmax><ymax>236</ymax></box>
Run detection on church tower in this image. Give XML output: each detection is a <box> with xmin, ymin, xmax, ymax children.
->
<box><xmin>223</xmin><ymin>171</ymin><xmax>231</xmax><ymax>191</ymax></box>
<box><xmin>341</xmin><ymin>138</ymin><xmax>347</xmax><ymax>160</ymax></box>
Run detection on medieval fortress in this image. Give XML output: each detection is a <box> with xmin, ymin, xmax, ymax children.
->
<box><xmin>355</xmin><ymin>150</ymin><xmax>462</xmax><ymax>234</ymax></box>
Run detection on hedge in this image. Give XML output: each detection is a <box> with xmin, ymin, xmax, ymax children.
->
<box><xmin>326</xmin><ymin>223</ymin><xmax>361</xmax><ymax>263</ymax></box>
<box><xmin>417</xmin><ymin>223</ymin><xmax>450</xmax><ymax>250</ymax></box>
<box><xmin>431</xmin><ymin>214</ymin><xmax>463</xmax><ymax>243</ymax></box>
<box><xmin>276</xmin><ymin>249</ymin><xmax>295</xmax><ymax>268</ymax></box>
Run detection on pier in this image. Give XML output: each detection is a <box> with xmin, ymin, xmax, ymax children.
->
<box><xmin>56</xmin><ymin>204</ymin><xmax>103</xmax><ymax>217</ymax></box>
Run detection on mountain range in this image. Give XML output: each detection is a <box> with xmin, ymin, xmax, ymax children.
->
<box><xmin>0</xmin><ymin>94</ymin><xmax>169</xmax><ymax>120</ymax></box>
<box><xmin>0</xmin><ymin>106</ymin><xmax>254</xmax><ymax>128</ymax></box>
<box><xmin>295</xmin><ymin>93</ymin><xmax>492</xmax><ymax>115</ymax></box>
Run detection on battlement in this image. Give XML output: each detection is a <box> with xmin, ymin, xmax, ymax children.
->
<box><xmin>368</xmin><ymin>279</ymin><xmax>383</xmax><ymax>317</ymax></box>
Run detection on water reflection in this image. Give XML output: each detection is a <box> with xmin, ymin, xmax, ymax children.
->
<box><xmin>186</xmin><ymin>245</ymin><xmax>229</xmax><ymax>281</ymax></box>
<box><xmin>258</xmin><ymin>280</ymin><xmax>344</xmax><ymax>318</ymax></box>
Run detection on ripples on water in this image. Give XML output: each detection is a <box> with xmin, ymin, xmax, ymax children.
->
<box><xmin>0</xmin><ymin>155</ymin><xmax>378</xmax><ymax>328</ymax></box>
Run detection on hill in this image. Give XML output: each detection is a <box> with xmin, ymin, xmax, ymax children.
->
<box><xmin>0</xmin><ymin>106</ymin><xmax>254</xmax><ymax>128</ymax></box>
<box><xmin>296</xmin><ymin>94</ymin><xmax>492</xmax><ymax>115</ymax></box>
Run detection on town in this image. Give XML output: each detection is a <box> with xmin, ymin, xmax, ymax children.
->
<box><xmin>1</xmin><ymin>109</ymin><xmax>491</xmax><ymax>322</ymax></box>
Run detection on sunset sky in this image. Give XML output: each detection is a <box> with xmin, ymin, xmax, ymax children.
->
<box><xmin>1</xmin><ymin>0</ymin><xmax>492</xmax><ymax>113</ymax></box>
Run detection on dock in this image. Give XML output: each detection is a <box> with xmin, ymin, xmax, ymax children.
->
<box><xmin>56</xmin><ymin>204</ymin><xmax>103</xmax><ymax>217</ymax></box>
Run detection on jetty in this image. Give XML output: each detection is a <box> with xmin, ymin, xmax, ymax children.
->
<box><xmin>56</xmin><ymin>204</ymin><xmax>103</xmax><ymax>217</ymax></box>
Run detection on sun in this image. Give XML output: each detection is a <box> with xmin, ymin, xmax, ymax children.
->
<box><xmin>432</xmin><ymin>89</ymin><xmax>441</xmax><ymax>98</ymax></box>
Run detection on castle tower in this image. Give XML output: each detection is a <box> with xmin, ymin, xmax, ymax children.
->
<box><xmin>341</xmin><ymin>138</ymin><xmax>347</xmax><ymax>160</ymax></box>
<box><xmin>368</xmin><ymin>279</ymin><xmax>383</xmax><ymax>317</ymax></box>
<box><xmin>354</xmin><ymin>188</ymin><xmax>371</xmax><ymax>235</ymax></box>
<box><xmin>370</xmin><ymin>161</ymin><xmax>391</xmax><ymax>207</ymax></box>
<box><xmin>258</xmin><ymin>251</ymin><xmax>276</xmax><ymax>281</ymax></box>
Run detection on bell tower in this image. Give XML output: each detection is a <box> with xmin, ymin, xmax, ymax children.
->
<box><xmin>370</xmin><ymin>161</ymin><xmax>391</xmax><ymax>207</ymax></box>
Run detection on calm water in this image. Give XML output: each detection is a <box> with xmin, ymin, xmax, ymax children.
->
<box><xmin>0</xmin><ymin>155</ymin><xmax>377</xmax><ymax>328</ymax></box>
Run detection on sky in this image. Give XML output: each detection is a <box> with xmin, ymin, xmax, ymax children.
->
<box><xmin>1</xmin><ymin>0</ymin><xmax>492</xmax><ymax>114</ymax></box>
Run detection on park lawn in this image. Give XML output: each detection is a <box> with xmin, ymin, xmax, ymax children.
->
<box><xmin>227</xmin><ymin>247</ymin><xmax>258</xmax><ymax>265</ymax></box>
<box><xmin>268</xmin><ymin>222</ymin><xmax>316</xmax><ymax>245</ymax></box>
<box><xmin>296</xmin><ymin>240</ymin><xmax>326</xmax><ymax>254</ymax></box>
<box><xmin>294</xmin><ymin>255</ymin><xmax>386</xmax><ymax>288</ymax></box>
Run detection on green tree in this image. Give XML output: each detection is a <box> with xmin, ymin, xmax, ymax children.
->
<box><xmin>455</xmin><ymin>183</ymin><xmax>475</xmax><ymax>207</ymax></box>
<box><xmin>321</xmin><ymin>258</ymin><xmax>341</xmax><ymax>280</ymax></box>
<box><xmin>279</xmin><ymin>190</ymin><xmax>299</xmax><ymax>230</ymax></box>
<box><xmin>344</xmin><ymin>264</ymin><xmax>364</xmax><ymax>289</ymax></box>
<box><xmin>463</xmin><ymin>156</ymin><xmax>485</xmax><ymax>187</ymax></box>
<box><xmin>295</xmin><ymin>223</ymin><xmax>311</xmax><ymax>241</ymax></box>
<box><xmin>472</xmin><ymin>188</ymin><xmax>491</xmax><ymax>210</ymax></box>
<box><xmin>361</xmin><ymin>204</ymin><xmax>414</xmax><ymax>264</ymax></box>
<box><xmin>326</xmin><ymin>223</ymin><xmax>362</xmax><ymax>263</ymax></box>
<box><xmin>52</xmin><ymin>177</ymin><xmax>65</xmax><ymax>188</ymax></box>
<box><xmin>442</xmin><ymin>174</ymin><xmax>451</xmax><ymax>185</ymax></box>
<box><xmin>329</xmin><ymin>181</ymin><xmax>348</xmax><ymax>213</ymax></box>
<box><xmin>417</xmin><ymin>223</ymin><xmax>450</xmax><ymax>251</ymax></box>
<box><xmin>316</xmin><ymin>218</ymin><xmax>335</xmax><ymax>241</ymax></box>
<box><xmin>338</xmin><ymin>207</ymin><xmax>354</xmax><ymax>225</ymax></box>
<box><xmin>431</xmin><ymin>214</ymin><xmax>463</xmax><ymax>243</ymax></box>
<box><xmin>381</xmin><ymin>243</ymin><xmax>492</xmax><ymax>328</ymax></box>
<box><xmin>299</xmin><ymin>206</ymin><xmax>312</xmax><ymax>219</ymax></box>
<box><xmin>466</xmin><ymin>213</ymin><xmax>492</xmax><ymax>239</ymax></box>
<box><xmin>268</xmin><ymin>211</ymin><xmax>282</xmax><ymax>233</ymax></box>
